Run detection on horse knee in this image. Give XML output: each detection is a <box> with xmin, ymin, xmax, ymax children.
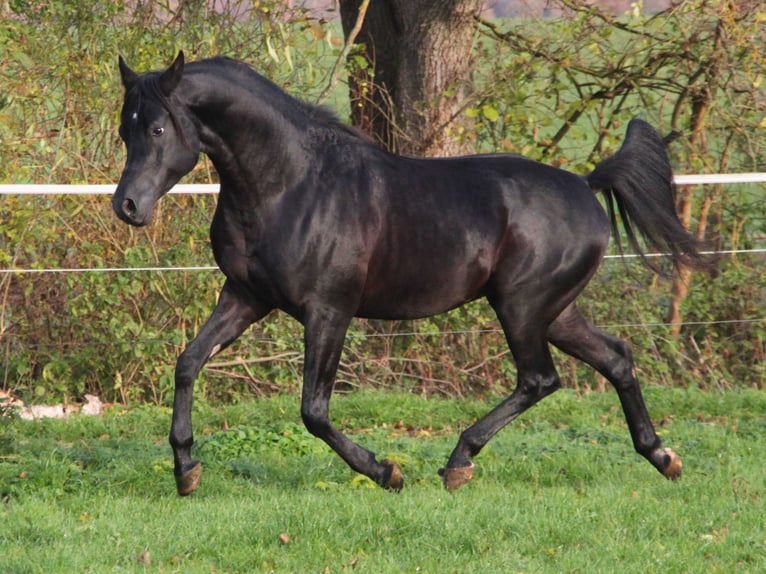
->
<box><xmin>174</xmin><ymin>354</ymin><xmax>197</xmax><ymax>388</ymax></box>
<box><xmin>610</xmin><ymin>338</ymin><xmax>633</xmax><ymax>367</ymax></box>
<box><xmin>519</xmin><ymin>371</ymin><xmax>560</xmax><ymax>399</ymax></box>
<box><xmin>301</xmin><ymin>402</ymin><xmax>330</xmax><ymax>438</ymax></box>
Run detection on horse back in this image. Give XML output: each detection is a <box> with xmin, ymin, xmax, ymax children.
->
<box><xmin>209</xmin><ymin>147</ymin><xmax>609</xmax><ymax>322</ymax></box>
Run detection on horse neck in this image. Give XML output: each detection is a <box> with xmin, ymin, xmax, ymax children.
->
<box><xmin>181</xmin><ymin>72</ymin><xmax>309</xmax><ymax>202</ymax></box>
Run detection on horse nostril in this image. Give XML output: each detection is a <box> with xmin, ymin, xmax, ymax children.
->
<box><xmin>122</xmin><ymin>198</ymin><xmax>137</xmax><ymax>219</ymax></box>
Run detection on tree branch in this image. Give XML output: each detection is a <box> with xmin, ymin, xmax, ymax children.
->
<box><xmin>316</xmin><ymin>0</ymin><xmax>370</xmax><ymax>104</ymax></box>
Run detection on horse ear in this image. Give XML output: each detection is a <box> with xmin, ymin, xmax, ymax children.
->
<box><xmin>118</xmin><ymin>55</ymin><xmax>138</xmax><ymax>90</ymax></box>
<box><xmin>159</xmin><ymin>51</ymin><xmax>185</xmax><ymax>97</ymax></box>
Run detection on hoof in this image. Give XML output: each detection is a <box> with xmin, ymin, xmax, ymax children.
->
<box><xmin>176</xmin><ymin>461</ymin><xmax>202</xmax><ymax>496</ymax></box>
<box><xmin>661</xmin><ymin>448</ymin><xmax>682</xmax><ymax>480</ymax></box>
<box><xmin>438</xmin><ymin>463</ymin><xmax>474</xmax><ymax>492</ymax></box>
<box><xmin>381</xmin><ymin>459</ymin><xmax>404</xmax><ymax>492</ymax></box>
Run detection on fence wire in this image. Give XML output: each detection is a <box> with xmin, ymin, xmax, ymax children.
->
<box><xmin>1</xmin><ymin>176</ymin><xmax>764</xmax><ymax>340</ymax></box>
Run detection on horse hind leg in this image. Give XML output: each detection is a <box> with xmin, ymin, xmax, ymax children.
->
<box><xmin>548</xmin><ymin>304</ymin><xmax>682</xmax><ymax>479</ymax></box>
<box><xmin>441</xmin><ymin>298</ymin><xmax>562</xmax><ymax>491</ymax></box>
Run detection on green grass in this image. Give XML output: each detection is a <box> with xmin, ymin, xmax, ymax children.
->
<box><xmin>1</xmin><ymin>388</ymin><xmax>764</xmax><ymax>573</ymax></box>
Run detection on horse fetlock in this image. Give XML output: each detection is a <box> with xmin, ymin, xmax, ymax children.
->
<box><xmin>438</xmin><ymin>462</ymin><xmax>474</xmax><ymax>492</ymax></box>
<box><xmin>380</xmin><ymin>459</ymin><xmax>404</xmax><ymax>492</ymax></box>
<box><xmin>175</xmin><ymin>460</ymin><xmax>203</xmax><ymax>496</ymax></box>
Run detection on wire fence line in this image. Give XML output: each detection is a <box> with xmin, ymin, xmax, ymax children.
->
<box><xmin>1</xmin><ymin>175</ymin><xmax>763</xmax><ymax>338</ymax></box>
<box><xmin>2</xmin><ymin>248</ymin><xmax>765</xmax><ymax>275</ymax></box>
<box><xmin>8</xmin><ymin>317</ymin><xmax>763</xmax><ymax>353</ymax></box>
<box><xmin>0</xmin><ymin>266</ymin><xmax>219</xmax><ymax>274</ymax></box>
<box><xmin>1</xmin><ymin>174</ymin><xmax>764</xmax><ymax>275</ymax></box>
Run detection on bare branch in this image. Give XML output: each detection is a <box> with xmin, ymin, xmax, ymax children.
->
<box><xmin>316</xmin><ymin>0</ymin><xmax>370</xmax><ymax>104</ymax></box>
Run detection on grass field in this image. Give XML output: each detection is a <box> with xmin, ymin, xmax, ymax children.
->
<box><xmin>1</xmin><ymin>388</ymin><xmax>764</xmax><ymax>573</ymax></box>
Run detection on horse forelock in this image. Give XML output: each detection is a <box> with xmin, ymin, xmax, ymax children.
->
<box><xmin>125</xmin><ymin>72</ymin><xmax>193</xmax><ymax>149</ymax></box>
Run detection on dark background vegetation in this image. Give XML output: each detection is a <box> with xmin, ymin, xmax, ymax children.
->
<box><xmin>0</xmin><ymin>0</ymin><xmax>763</xmax><ymax>405</ymax></box>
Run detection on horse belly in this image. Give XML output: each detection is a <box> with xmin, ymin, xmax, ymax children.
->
<box><xmin>357</xmin><ymin>249</ymin><xmax>492</xmax><ymax>320</ymax></box>
<box><xmin>354</xmin><ymin>190</ymin><xmax>505</xmax><ymax>319</ymax></box>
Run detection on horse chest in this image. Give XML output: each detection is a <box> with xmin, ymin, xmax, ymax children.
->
<box><xmin>210</xmin><ymin>214</ymin><xmax>264</xmax><ymax>283</ymax></box>
<box><xmin>209</xmin><ymin>220</ymin><xmax>301</xmax><ymax>311</ymax></box>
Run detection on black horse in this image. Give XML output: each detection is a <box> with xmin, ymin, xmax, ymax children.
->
<box><xmin>114</xmin><ymin>52</ymin><xmax>705</xmax><ymax>495</ymax></box>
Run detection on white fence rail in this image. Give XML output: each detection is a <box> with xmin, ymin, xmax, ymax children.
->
<box><xmin>1</xmin><ymin>174</ymin><xmax>764</xmax><ymax>277</ymax></box>
<box><xmin>1</xmin><ymin>172</ymin><xmax>766</xmax><ymax>196</ymax></box>
<box><xmin>1</xmin><ymin>175</ymin><xmax>763</xmax><ymax>334</ymax></box>
<box><xmin>0</xmin><ymin>184</ymin><xmax>217</xmax><ymax>195</ymax></box>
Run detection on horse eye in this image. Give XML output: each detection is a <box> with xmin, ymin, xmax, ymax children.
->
<box><xmin>151</xmin><ymin>126</ymin><xmax>165</xmax><ymax>137</ymax></box>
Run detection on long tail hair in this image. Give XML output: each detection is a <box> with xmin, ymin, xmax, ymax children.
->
<box><xmin>586</xmin><ymin>119</ymin><xmax>708</xmax><ymax>273</ymax></box>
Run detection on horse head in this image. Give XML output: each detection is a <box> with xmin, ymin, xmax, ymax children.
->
<box><xmin>113</xmin><ymin>52</ymin><xmax>200</xmax><ymax>226</ymax></box>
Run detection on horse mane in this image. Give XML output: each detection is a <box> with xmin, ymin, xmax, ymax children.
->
<box><xmin>186</xmin><ymin>56</ymin><xmax>378</xmax><ymax>146</ymax></box>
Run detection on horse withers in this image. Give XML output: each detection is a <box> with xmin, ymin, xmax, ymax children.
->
<box><xmin>113</xmin><ymin>52</ymin><xmax>706</xmax><ymax>495</ymax></box>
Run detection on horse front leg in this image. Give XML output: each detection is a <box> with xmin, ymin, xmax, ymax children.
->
<box><xmin>171</xmin><ymin>280</ymin><xmax>271</xmax><ymax>495</ymax></box>
<box><xmin>300</xmin><ymin>306</ymin><xmax>404</xmax><ymax>491</ymax></box>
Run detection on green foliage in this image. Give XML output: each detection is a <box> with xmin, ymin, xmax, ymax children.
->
<box><xmin>0</xmin><ymin>0</ymin><xmax>763</xmax><ymax>404</ymax></box>
<box><xmin>198</xmin><ymin>422</ymin><xmax>326</xmax><ymax>461</ymax></box>
<box><xmin>0</xmin><ymin>1</ymin><xmax>337</xmax><ymax>403</ymax></box>
<box><xmin>472</xmin><ymin>3</ymin><xmax>766</xmax><ymax>170</ymax></box>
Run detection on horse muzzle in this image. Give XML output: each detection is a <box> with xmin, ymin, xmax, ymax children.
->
<box><xmin>112</xmin><ymin>188</ymin><xmax>156</xmax><ymax>227</ymax></box>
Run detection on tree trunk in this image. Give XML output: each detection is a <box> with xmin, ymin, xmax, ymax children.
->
<box><xmin>666</xmin><ymin>16</ymin><xmax>724</xmax><ymax>336</ymax></box>
<box><xmin>339</xmin><ymin>0</ymin><xmax>482</xmax><ymax>157</ymax></box>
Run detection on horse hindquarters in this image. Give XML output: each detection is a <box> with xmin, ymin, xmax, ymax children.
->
<box><xmin>438</xmin><ymin>170</ymin><xmax>615</xmax><ymax>489</ymax></box>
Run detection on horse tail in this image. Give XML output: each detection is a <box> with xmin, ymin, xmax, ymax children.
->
<box><xmin>586</xmin><ymin>118</ymin><xmax>708</xmax><ymax>272</ymax></box>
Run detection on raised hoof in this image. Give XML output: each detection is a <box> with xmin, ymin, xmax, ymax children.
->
<box><xmin>381</xmin><ymin>459</ymin><xmax>404</xmax><ymax>492</ymax></box>
<box><xmin>661</xmin><ymin>448</ymin><xmax>682</xmax><ymax>480</ymax></box>
<box><xmin>175</xmin><ymin>461</ymin><xmax>202</xmax><ymax>496</ymax></box>
<box><xmin>438</xmin><ymin>463</ymin><xmax>474</xmax><ymax>492</ymax></box>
